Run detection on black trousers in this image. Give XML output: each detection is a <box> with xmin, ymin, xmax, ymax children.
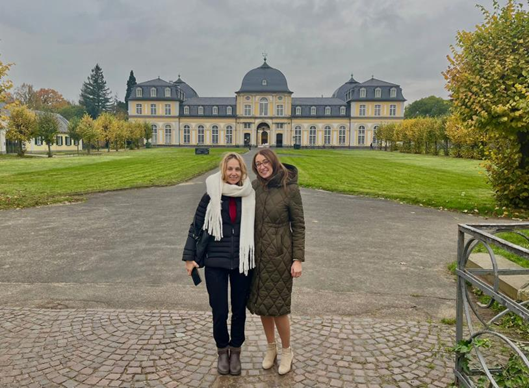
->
<box><xmin>205</xmin><ymin>267</ymin><xmax>253</xmax><ymax>349</ymax></box>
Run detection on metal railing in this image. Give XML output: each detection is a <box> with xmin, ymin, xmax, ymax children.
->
<box><xmin>455</xmin><ymin>222</ymin><xmax>529</xmax><ymax>387</ymax></box>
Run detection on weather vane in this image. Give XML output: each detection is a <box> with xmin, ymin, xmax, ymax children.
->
<box><xmin>262</xmin><ymin>52</ymin><xmax>268</xmax><ymax>62</ymax></box>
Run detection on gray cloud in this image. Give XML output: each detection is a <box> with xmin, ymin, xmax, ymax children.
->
<box><xmin>0</xmin><ymin>0</ymin><xmax>486</xmax><ymax>103</ymax></box>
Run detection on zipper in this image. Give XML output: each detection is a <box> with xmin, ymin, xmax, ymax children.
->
<box><xmin>254</xmin><ymin>189</ymin><xmax>271</xmax><ymax>307</ymax></box>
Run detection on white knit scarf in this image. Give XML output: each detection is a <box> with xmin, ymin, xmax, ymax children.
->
<box><xmin>204</xmin><ymin>172</ymin><xmax>255</xmax><ymax>275</ymax></box>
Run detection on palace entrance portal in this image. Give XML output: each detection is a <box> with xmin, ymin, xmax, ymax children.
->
<box><xmin>257</xmin><ymin>123</ymin><xmax>270</xmax><ymax>146</ymax></box>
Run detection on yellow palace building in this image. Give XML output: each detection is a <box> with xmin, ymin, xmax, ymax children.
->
<box><xmin>128</xmin><ymin>60</ymin><xmax>406</xmax><ymax>148</ymax></box>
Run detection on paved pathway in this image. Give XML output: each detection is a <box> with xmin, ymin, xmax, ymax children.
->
<box><xmin>0</xmin><ymin>149</ymin><xmax>489</xmax><ymax>386</ymax></box>
<box><xmin>0</xmin><ymin>307</ymin><xmax>455</xmax><ymax>387</ymax></box>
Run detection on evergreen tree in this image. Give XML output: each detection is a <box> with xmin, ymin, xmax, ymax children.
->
<box><xmin>79</xmin><ymin>64</ymin><xmax>112</xmax><ymax>119</ymax></box>
<box><xmin>125</xmin><ymin>70</ymin><xmax>136</xmax><ymax>108</ymax></box>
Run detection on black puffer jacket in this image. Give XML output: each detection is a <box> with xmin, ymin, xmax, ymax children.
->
<box><xmin>182</xmin><ymin>193</ymin><xmax>242</xmax><ymax>270</ymax></box>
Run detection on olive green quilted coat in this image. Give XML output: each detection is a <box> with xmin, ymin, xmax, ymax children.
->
<box><xmin>247</xmin><ymin>164</ymin><xmax>305</xmax><ymax>316</ymax></box>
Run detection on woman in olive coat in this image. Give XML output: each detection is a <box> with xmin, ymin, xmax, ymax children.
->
<box><xmin>247</xmin><ymin>148</ymin><xmax>305</xmax><ymax>375</ymax></box>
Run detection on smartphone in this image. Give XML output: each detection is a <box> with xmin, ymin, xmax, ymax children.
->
<box><xmin>191</xmin><ymin>267</ymin><xmax>202</xmax><ymax>286</ymax></box>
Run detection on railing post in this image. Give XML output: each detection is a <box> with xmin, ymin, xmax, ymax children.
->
<box><xmin>455</xmin><ymin>227</ymin><xmax>465</xmax><ymax>386</ymax></box>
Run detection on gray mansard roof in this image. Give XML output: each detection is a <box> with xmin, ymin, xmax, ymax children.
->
<box><xmin>237</xmin><ymin>61</ymin><xmax>292</xmax><ymax>94</ymax></box>
<box><xmin>174</xmin><ymin>77</ymin><xmax>199</xmax><ymax>99</ymax></box>
<box><xmin>332</xmin><ymin>75</ymin><xmax>360</xmax><ymax>101</ymax></box>
<box><xmin>291</xmin><ymin>97</ymin><xmax>348</xmax><ymax>117</ymax></box>
<box><xmin>129</xmin><ymin>78</ymin><xmax>186</xmax><ymax>101</ymax></box>
<box><xmin>181</xmin><ymin>97</ymin><xmax>236</xmax><ymax>116</ymax></box>
<box><xmin>344</xmin><ymin>77</ymin><xmax>406</xmax><ymax>102</ymax></box>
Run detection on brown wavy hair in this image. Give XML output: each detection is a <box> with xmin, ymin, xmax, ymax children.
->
<box><xmin>252</xmin><ymin>148</ymin><xmax>289</xmax><ymax>188</ymax></box>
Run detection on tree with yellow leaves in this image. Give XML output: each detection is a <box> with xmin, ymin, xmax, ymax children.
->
<box><xmin>0</xmin><ymin>54</ymin><xmax>13</xmax><ymax>125</ymax></box>
<box><xmin>77</xmin><ymin>114</ymin><xmax>100</xmax><ymax>155</ymax></box>
<box><xmin>444</xmin><ymin>0</ymin><xmax>529</xmax><ymax>208</ymax></box>
<box><xmin>95</xmin><ymin>112</ymin><xmax>115</xmax><ymax>152</ymax></box>
<box><xmin>5</xmin><ymin>105</ymin><xmax>37</xmax><ymax>157</ymax></box>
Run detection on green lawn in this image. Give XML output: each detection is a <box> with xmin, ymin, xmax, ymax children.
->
<box><xmin>473</xmin><ymin>231</ymin><xmax>529</xmax><ymax>269</ymax></box>
<box><xmin>0</xmin><ymin>148</ymin><xmax>241</xmax><ymax>210</ymax></box>
<box><xmin>277</xmin><ymin>149</ymin><xmax>496</xmax><ymax>214</ymax></box>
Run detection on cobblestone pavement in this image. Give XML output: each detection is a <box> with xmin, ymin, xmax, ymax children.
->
<box><xmin>0</xmin><ymin>307</ymin><xmax>456</xmax><ymax>388</ymax></box>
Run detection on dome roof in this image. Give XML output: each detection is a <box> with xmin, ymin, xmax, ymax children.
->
<box><xmin>174</xmin><ymin>76</ymin><xmax>199</xmax><ymax>98</ymax></box>
<box><xmin>332</xmin><ymin>74</ymin><xmax>359</xmax><ymax>100</ymax></box>
<box><xmin>237</xmin><ymin>61</ymin><xmax>292</xmax><ymax>93</ymax></box>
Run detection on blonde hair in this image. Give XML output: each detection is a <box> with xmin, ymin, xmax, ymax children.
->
<box><xmin>220</xmin><ymin>152</ymin><xmax>248</xmax><ymax>186</ymax></box>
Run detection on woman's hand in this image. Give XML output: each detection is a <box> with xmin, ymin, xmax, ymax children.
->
<box><xmin>185</xmin><ymin>260</ymin><xmax>199</xmax><ymax>275</ymax></box>
<box><xmin>291</xmin><ymin>260</ymin><xmax>302</xmax><ymax>278</ymax></box>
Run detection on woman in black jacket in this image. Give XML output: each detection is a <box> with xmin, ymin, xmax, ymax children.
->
<box><xmin>182</xmin><ymin>152</ymin><xmax>255</xmax><ymax>376</ymax></box>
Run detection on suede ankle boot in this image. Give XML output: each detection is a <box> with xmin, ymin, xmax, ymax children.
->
<box><xmin>262</xmin><ymin>342</ymin><xmax>277</xmax><ymax>370</ymax></box>
<box><xmin>278</xmin><ymin>347</ymin><xmax>293</xmax><ymax>375</ymax></box>
<box><xmin>217</xmin><ymin>347</ymin><xmax>230</xmax><ymax>375</ymax></box>
<box><xmin>229</xmin><ymin>346</ymin><xmax>241</xmax><ymax>375</ymax></box>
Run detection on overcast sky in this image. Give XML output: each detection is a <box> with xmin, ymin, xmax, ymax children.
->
<box><xmin>0</xmin><ymin>0</ymin><xmax>488</xmax><ymax>104</ymax></box>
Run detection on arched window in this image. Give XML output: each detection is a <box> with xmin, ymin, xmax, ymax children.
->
<box><xmin>152</xmin><ymin>124</ymin><xmax>158</xmax><ymax>144</ymax></box>
<box><xmin>226</xmin><ymin>125</ymin><xmax>233</xmax><ymax>144</ymax></box>
<box><xmin>373</xmin><ymin>125</ymin><xmax>379</xmax><ymax>144</ymax></box>
<box><xmin>136</xmin><ymin>88</ymin><xmax>142</xmax><ymax>97</ymax></box>
<box><xmin>150</xmin><ymin>88</ymin><xmax>157</xmax><ymax>97</ymax></box>
<box><xmin>165</xmin><ymin>124</ymin><xmax>171</xmax><ymax>144</ymax></box>
<box><xmin>262</xmin><ymin>79</ymin><xmax>267</xmax><ymax>86</ymax></box>
<box><xmin>325</xmin><ymin>106</ymin><xmax>331</xmax><ymax>116</ymax></box>
<box><xmin>309</xmin><ymin>126</ymin><xmax>316</xmax><ymax>146</ymax></box>
<box><xmin>375</xmin><ymin>88</ymin><xmax>381</xmax><ymax>98</ymax></box>
<box><xmin>358</xmin><ymin>125</ymin><xmax>366</xmax><ymax>145</ymax></box>
<box><xmin>259</xmin><ymin>98</ymin><xmax>268</xmax><ymax>116</ymax></box>
<box><xmin>184</xmin><ymin>106</ymin><xmax>189</xmax><ymax>115</ymax></box>
<box><xmin>339</xmin><ymin>126</ymin><xmax>346</xmax><ymax>145</ymax></box>
<box><xmin>227</xmin><ymin>106</ymin><xmax>233</xmax><ymax>115</ymax></box>
<box><xmin>294</xmin><ymin>126</ymin><xmax>302</xmax><ymax>145</ymax></box>
<box><xmin>212</xmin><ymin>106</ymin><xmax>218</xmax><ymax>115</ymax></box>
<box><xmin>360</xmin><ymin>88</ymin><xmax>366</xmax><ymax>98</ymax></box>
<box><xmin>183</xmin><ymin>125</ymin><xmax>190</xmax><ymax>144</ymax></box>
<box><xmin>198</xmin><ymin>125</ymin><xmax>205</xmax><ymax>144</ymax></box>
<box><xmin>212</xmin><ymin>125</ymin><xmax>219</xmax><ymax>144</ymax></box>
<box><xmin>198</xmin><ymin>106</ymin><xmax>204</xmax><ymax>115</ymax></box>
<box><xmin>165</xmin><ymin>87</ymin><xmax>171</xmax><ymax>97</ymax></box>
<box><xmin>310</xmin><ymin>106</ymin><xmax>316</xmax><ymax>116</ymax></box>
<box><xmin>390</xmin><ymin>88</ymin><xmax>397</xmax><ymax>98</ymax></box>
<box><xmin>324</xmin><ymin>126</ymin><xmax>331</xmax><ymax>145</ymax></box>
<box><xmin>295</xmin><ymin>106</ymin><xmax>301</xmax><ymax>115</ymax></box>
<box><xmin>340</xmin><ymin>106</ymin><xmax>346</xmax><ymax>115</ymax></box>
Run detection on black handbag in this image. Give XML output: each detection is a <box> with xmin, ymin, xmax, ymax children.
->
<box><xmin>192</xmin><ymin>218</ymin><xmax>210</xmax><ymax>268</ymax></box>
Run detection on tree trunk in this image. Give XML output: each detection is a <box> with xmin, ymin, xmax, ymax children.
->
<box><xmin>17</xmin><ymin>141</ymin><xmax>24</xmax><ymax>157</ymax></box>
<box><xmin>87</xmin><ymin>142</ymin><xmax>91</xmax><ymax>155</ymax></box>
<box><xmin>517</xmin><ymin>131</ymin><xmax>529</xmax><ymax>168</ymax></box>
<box><xmin>47</xmin><ymin>143</ymin><xmax>52</xmax><ymax>158</ymax></box>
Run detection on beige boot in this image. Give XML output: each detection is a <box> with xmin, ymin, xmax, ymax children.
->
<box><xmin>278</xmin><ymin>347</ymin><xmax>293</xmax><ymax>375</ymax></box>
<box><xmin>262</xmin><ymin>342</ymin><xmax>277</xmax><ymax>370</ymax></box>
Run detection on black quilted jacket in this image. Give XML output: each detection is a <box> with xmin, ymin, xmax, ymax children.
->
<box><xmin>182</xmin><ymin>194</ymin><xmax>242</xmax><ymax>270</ymax></box>
<box><xmin>247</xmin><ymin>164</ymin><xmax>306</xmax><ymax>316</ymax></box>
